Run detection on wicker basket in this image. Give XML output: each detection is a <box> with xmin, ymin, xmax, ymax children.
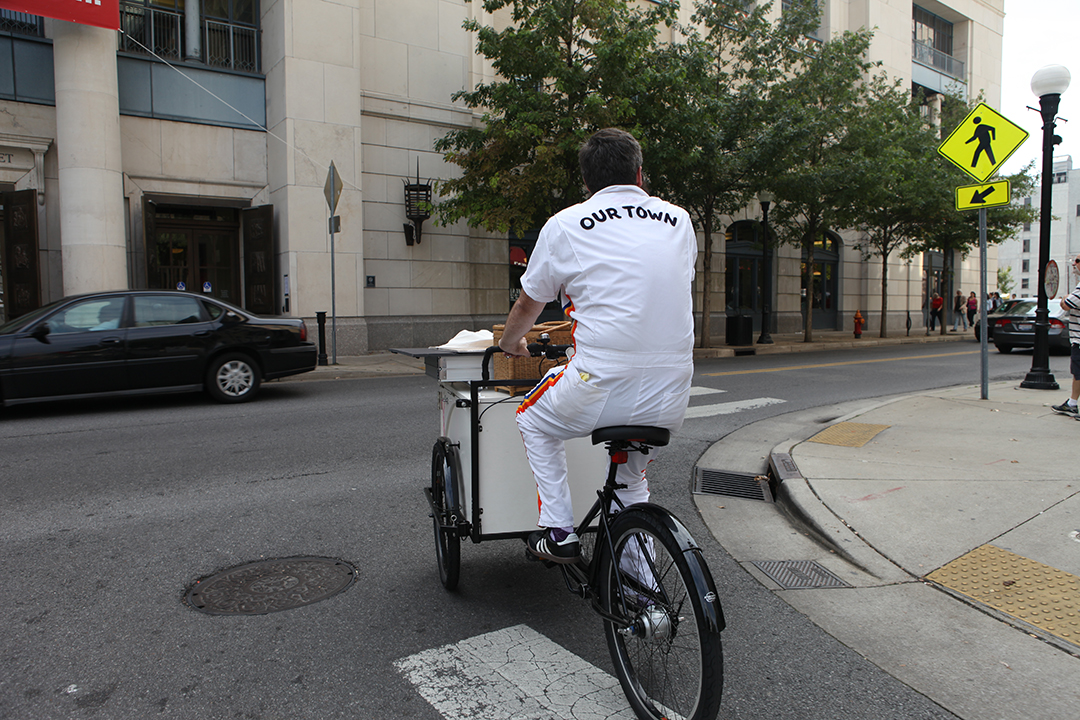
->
<box><xmin>491</xmin><ymin>320</ymin><xmax>573</xmax><ymax>393</ymax></box>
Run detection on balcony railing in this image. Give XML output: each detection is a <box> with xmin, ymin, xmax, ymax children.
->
<box><xmin>913</xmin><ymin>40</ymin><xmax>964</xmax><ymax>80</ymax></box>
<box><xmin>120</xmin><ymin>5</ymin><xmax>182</xmax><ymax>61</ymax></box>
<box><xmin>204</xmin><ymin>20</ymin><xmax>258</xmax><ymax>73</ymax></box>
<box><xmin>0</xmin><ymin>9</ymin><xmax>44</xmax><ymax>37</ymax></box>
<box><xmin>119</xmin><ymin>4</ymin><xmax>259</xmax><ymax>73</ymax></box>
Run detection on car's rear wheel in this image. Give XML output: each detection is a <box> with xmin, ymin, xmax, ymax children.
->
<box><xmin>206</xmin><ymin>353</ymin><xmax>261</xmax><ymax>403</ymax></box>
<box><xmin>995</xmin><ymin>344</ymin><xmax>1012</xmax><ymax>354</ymax></box>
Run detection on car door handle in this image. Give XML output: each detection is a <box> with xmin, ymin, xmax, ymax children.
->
<box><xmin>194</xmin><ymin>330</ymin><xmax>211</xmax><ymax>337</ymax></box>
<box><xmin>101</xmin><ymin>337</ymin><xmax>122</xmax><ymax>345</ymax></box>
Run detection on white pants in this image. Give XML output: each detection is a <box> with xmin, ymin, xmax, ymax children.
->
<box><xmin>515</xmin><ymin>351</ymin><xmax>692</xmax><ymax>529</ymax></box>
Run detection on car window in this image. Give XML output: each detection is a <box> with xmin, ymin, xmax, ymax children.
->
<box><xmin>49</xmin><ymin>297</ymin><xmax>126</xmax><ymax>334</ymax></box>
<box><xmin>202</xmin><ymin>301</ymin><xmax>224</xmax><ymax>320</ymax></box>
<box><xmin>133</xmin><ymin>296</ymin><xmax>207</xmax><ymax>327</ymax></box>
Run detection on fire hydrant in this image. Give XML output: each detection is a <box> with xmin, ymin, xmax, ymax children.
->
<box><xmin>853</xmin><ymin>311</ymin><xmax>864</xmax><ymax>338</ymax></box>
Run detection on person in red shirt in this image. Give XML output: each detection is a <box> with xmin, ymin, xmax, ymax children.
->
<box><xmin>929</xmin><ymin>292</ymin><xmax>944</xmax><ymax>331</ymax></box>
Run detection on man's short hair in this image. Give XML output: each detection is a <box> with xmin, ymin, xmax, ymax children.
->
<box><xmin>579</xmin><ymin>128</ymin><xmax>642</xmax><ymax>192</ymax></box>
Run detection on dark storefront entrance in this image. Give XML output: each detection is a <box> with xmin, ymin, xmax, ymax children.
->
<box><xmin>145</xmin><ymin>202</ymin><xmax>275</xmax><ymax>315</ymax></box>
<box><xmin>0</xmin><ymin>188</ymin><xmax>40</xmax><ymax>322</ymax></box>
<box><xmin>147</xmin><ymin>205</ymin><xmax>241</xmax><ymax>303</ymax></box>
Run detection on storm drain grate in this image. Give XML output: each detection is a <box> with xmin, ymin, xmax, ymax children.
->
<box><xmin>185</xmin><ymin>556</ymin><xmax>356</xmax><ymax>616</ymax></box>
<box><xmin>693</xmin><ymin>467</ymin><xmax>773</xmax><ymax>501</ymax></box>
<box><xmin>752</xmin><ymin>560</ymin><xmax>851</xmax><ymax>589</ymax></box>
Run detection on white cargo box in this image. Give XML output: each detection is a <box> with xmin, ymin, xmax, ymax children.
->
<box><xmin>438</xmin><ymin>382</ymin><xmax>610</xmax><ymax>536</ymax></box>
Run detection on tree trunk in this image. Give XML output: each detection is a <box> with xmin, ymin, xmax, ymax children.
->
<box><xmin>700</xmin><ymin>211</ymin><xmax>713</xmax><ymax>348</ymax></box>
<box><xmin>803</xmin><ymin>233</ymin><xmax>815</xmax><ymax>342</ymax></box>
<box><xmin>879</xmin><ymin>251</ymin><xmax>889</xmax><ymax>338</ymax></box>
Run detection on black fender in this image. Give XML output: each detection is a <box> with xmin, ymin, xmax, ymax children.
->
<box><xmin>618</xmin><ymin>502</ymin><xmax>726</xmax><ymax>633</ymax></box>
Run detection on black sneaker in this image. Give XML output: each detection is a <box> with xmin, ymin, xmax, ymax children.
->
<box><xmin>1051</xmin><ymin>400</ymin><xmax>1079</xmax><ymax>417</ymax></box>
<box><xmin>526</xmin><ymin>529</ymin><xmax>580</xmax><ymax>564</ymax></box>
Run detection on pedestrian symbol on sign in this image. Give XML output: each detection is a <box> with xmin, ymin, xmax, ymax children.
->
<box><xmin>965</xmin><ymin>117</ymin><xmax>996</xmax><ymax>169</ymax></box>
<box><xmin>938</xmin><ymin>103</ymin><xmax>1028</xmax><ymax>183</ymax></box>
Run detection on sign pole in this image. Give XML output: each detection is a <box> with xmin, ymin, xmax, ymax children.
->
<box><xmin>330</xmin><ymin>220</ymin><xmax>337</xmax><ymax>365</ymax></box>
<box><xmin>324</xmin><ymin>162</ymin><xmax>343</xmax><ymax>365</ymax></box>
<box><xmin>979</xmin><ymin>208</ymin><xmax>988</xmax><ymax>399</ymax></box>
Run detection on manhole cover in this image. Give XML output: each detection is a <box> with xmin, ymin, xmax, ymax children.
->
<box><xmin>185</xmin><ymin>557</ymin><xmax>356</xmax><ymax>615</ymax></box>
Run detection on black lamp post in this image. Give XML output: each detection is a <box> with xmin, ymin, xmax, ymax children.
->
<box><xmin>1021</xmin><ymin>64</ymin><xmax>1070</xmax><ymax>390</ymax></box>
<box><xmin>757</xmin><ymin>191</ymin><xmax>775</xmax><ymax>344</ymax></box>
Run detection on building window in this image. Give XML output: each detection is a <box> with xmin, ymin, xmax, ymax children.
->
<box><xmin>202</xmin><ymin>0</ymin><xmax>259</xmax><ymax>72</ymax></box>
<box><xmin>0</xmin><ymin>8</ymin><xmax>44</xmax><ymax>37</ymax></box>
<box><xmin>1023</xmin><ymin>222</ymin><xmax>1031</xmax><ymax>232</ymax></box>
<box><xmin>119</xmin><ymin>0</ymin><xmax>260</xmax><ymax>73</ymax></box>
<box><xmin>913</xmin><ymin>6</ymin><xmax>964</xmax><ymax>79</ymax></box>
<box><xmin>1021</xmin><ymin>278</ymin><xmax>1029</xmax><ymax>289</ymax></box>
<box><xmin>782</xmin><ymin>0</ymin><xmax>824</xmax><ymax>42</ymax></box>
<box><xmin>1023</xmin><ymin>238</ymin><xmax>1030</xmax><ymax>253</ymax></box>
<box><xmin>1022</xmin><ymin>259</ymin><xmax>1030</xmax><ymax>273</ymax></box>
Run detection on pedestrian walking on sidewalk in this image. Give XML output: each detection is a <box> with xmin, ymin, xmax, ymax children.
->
<box><xmin>929</xmin><ymin>292</ymin><xmax>944</xmax><ymax>331</ymax></box>
<box><xmin>1052</xmin><ymin>255</ymin><xmax>1080</xmax><ymax>418</ymax></box>
<box><xmin>966</xmin><ymin>291</ymin><xmax>978</xmax><ymax>328</ymax></box>
<box><xmin>952</xmin><ymin>290</ymin><xmax>967</xmax><ymax>331</ymax></box>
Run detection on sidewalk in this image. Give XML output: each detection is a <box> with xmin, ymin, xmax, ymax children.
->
<box><xmin>695</xmin><ymin>380</ymin><xmax>1080</xmax><ymax>720</ymax></box>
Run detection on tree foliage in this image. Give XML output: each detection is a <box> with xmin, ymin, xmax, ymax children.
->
<box><xmin>847</xmin><ymin>77</ymin><xmax>946</xmax><ymax>337</ymax></box>
<box><xmin>625</xmin><ymin>1</ymin><xmax>803</xmax><ymax>346</ymax></box>
<box><xmin>433</xmin><ymin>0</ymin><xmax>675</xmax><ymax>235</ymax></box>
<box><xmin>763</xmin><ymin>19</ymin><xmax>876</xmax><ymax>341</ymax></box>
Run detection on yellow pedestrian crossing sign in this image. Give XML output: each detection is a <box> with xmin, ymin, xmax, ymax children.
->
<box><xmin>938</xmin><ymin>103</ymin><xmax>1029</xmax><ymax>183</ymax></box>
<box><xmin>955</xmin><ymin>180</ymin><xmax>1011</xmax><ymax>211</ymax></box>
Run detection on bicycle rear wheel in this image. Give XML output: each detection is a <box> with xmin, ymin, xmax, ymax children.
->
<box><xmin>430</xmin><ymin>439</ymin><xmax>462</xmax><ymax>590</ymax></box>
<box><xmin>598</xmin><ymin>508</ymin><xmax>723</xmax><ymax>720</ymax></box>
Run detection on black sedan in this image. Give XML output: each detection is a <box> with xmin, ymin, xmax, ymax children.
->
<box><xmin>990</xmin><ymin>300</ymin><xmax>1071</xmax><ymax>354</ymax></box>
<box><xmin>0</xmin><ymin>291</ymin><xmax>316</xmax><ymax>406</ymax></box>
<box><xmin>973</xmin><ymin>298</ymin><xmax>1028</xmax><ymax>342</ymax></box>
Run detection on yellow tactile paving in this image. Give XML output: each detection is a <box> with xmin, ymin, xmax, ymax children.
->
<box><xmin>927</xmin><ymin>544</ymin><xmax>1079</xmax><ymax>646</ymax></box>
<box><xmin>807</xmin><ymin>422</ymin><xmax>890</xmax><ymax>448</ymax></box>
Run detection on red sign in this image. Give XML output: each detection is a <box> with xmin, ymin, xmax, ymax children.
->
<box><xmin>0</xmin><ymin>0</ymin><xmax>120</xmax><ymax>31</ymax></box>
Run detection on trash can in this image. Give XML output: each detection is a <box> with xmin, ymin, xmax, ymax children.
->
<box><xmin>725</xmin><ymin>315</ymin><xmax>753</xmax><ymax>346</ymax></box>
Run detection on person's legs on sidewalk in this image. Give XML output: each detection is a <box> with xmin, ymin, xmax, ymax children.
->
<box><xmin>1052</xmin><ymin>344</ymin><xmax>1080</xmax><ymax>416</ymax></box>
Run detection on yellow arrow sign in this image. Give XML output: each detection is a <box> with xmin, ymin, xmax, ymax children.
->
<box><xmin>955</xmin><ymin>179</ymin><xmax>1011</xmax><ymax>211</ymax></box>
<box><xmin>938</xmin><ymin>103</ymin><xmax>1029</xmax><ymax>183</ymax></box>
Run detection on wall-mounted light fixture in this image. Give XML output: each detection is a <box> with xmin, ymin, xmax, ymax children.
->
<box><xmin>403</xmin><ymin>161</ymin><xmax>432</xmax><ymax>246</ymax></box>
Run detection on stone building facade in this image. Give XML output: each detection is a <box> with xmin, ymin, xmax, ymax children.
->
<box><xmin>0</xmin><ymin>0</ymin><xmax>1005</xmax><ymax>349</ymax></box>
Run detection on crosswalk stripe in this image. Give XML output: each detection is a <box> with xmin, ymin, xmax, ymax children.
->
<box><xmin>684</xmin><ymin>397</ymin><xmax>786</xmax><ymax>419</ymax></box>
<box><xmin>395</xmin><ymin>624</ymin><xmax>636</xmax><ymax>719</ymax></box>
<box><xmin>689</xmin><ymin>386</ymin><xmax>727</xmax><ymax>396</ymax></box>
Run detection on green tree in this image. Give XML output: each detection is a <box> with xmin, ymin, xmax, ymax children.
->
<box><xmin>432</xmin><ymin>0</ymin><xmax>675</xmax><ymax>236</ymax></box>
<box><xmin>997</xmin><ymin>265</ymin><xmax>1014</xmax><ymax>296</ymax></box>
<box><xmin>763</xmin><ymin>23</ymin><xmax>877</xmax><ymax>341</ymax></box>
<box><xmin>848</xmin><ymin>77</ymin><xmax>948</xmax><ymax>337</ymax></box>
<box><xmin>636</xmin><ymin>1</ymin><xmax>801</xmax><ymax>347</ymax></box>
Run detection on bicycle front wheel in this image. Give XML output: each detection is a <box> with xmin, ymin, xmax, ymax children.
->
<box><xmin>598</xmin><ymin>508</ymin><xmax>723</xmax><ymax>720</ymax></box>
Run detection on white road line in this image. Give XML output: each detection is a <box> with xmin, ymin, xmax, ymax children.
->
<box><xmin>689</xmin><ymin>386</ymin><xmax>727</xmax><ymax>396</ymax></box>
<box><xmin>683</xmin><ymin>397</ymin><xmax>786</xmax><ymax>419</ymax></box>
<box><xmin>394</xmin><ymin>624</ymin><xmax>636</xmax><ymax>720</ymax></box>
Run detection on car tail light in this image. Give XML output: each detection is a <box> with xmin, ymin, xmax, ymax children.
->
<box><xmin>994</xmin><ymin>318</ymin><xmax>1009</xmax><ymax>327</ymax></box>
<box><xmin>299</xmin><ymin>320</ymin><xmax>308</xmax><ymax>341</ymax></box>
<box><xmin>1049</xmin><ymin>318</ymin><xmax>1066</xmax><ymax>329</ymax></box>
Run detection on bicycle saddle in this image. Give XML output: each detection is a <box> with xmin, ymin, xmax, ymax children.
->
<box><xmin>591</xmin><ymin>426</ymin><xmax>670</xmax><ymax>447</ymax></box>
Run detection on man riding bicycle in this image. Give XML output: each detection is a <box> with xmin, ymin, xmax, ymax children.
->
<box><xmin>498</xmin><ymin>128</ymin><xmax>698</xmax><ymax>564</ymax></box>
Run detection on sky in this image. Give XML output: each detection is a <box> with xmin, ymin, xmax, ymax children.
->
<box><xmin>998</xmin><ymin>0</ymin><xmax>1080</xmax><ymax>175</ymax></box>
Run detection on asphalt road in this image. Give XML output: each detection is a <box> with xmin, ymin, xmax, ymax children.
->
<box><xmin>0</xmin><ymin>340</ymin><xmax>1065</xmax><ymax>719</ymax></box>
